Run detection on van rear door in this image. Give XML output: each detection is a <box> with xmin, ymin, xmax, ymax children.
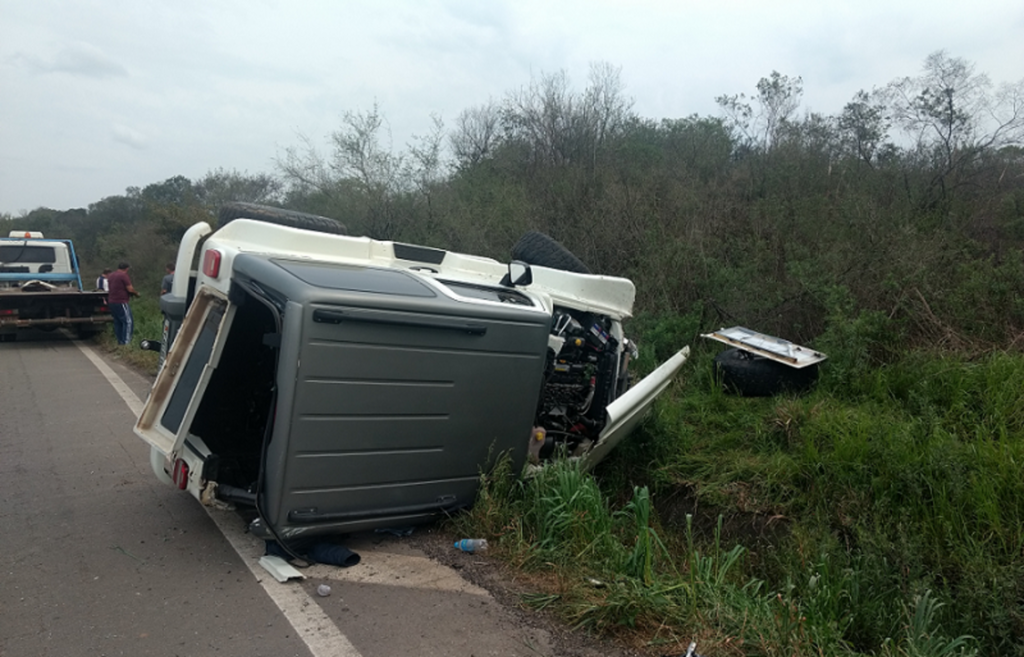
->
<box><xmin>134</xmin><ymin>287</ymin><xmax>235</xmax><ymax>460</ymax></box>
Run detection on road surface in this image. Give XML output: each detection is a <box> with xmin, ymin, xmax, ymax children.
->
<box><xmin>0</xmin><ymin>331</ymin><xmax>633</xmax><ymax>657</ymax></box>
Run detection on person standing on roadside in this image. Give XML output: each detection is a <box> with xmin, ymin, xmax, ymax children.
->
<box><xmin>107</xmin><ymin>262</ymin><xmax>140</xmax><ymax>345</ymax></box>
<box><xmin>160</xmin><ymin>262</ymin><xmax>175</xmax><ymax>295</ymax></box>
<box><xmin>95</xmin><ymin>268</ymin><xmax>111</xmax><ymax>292</ymax></box>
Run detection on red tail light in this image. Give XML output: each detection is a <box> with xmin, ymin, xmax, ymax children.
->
<box><xmin>203</xmin><ymin>249</ymin><xmax>222</xmax><ymax>278</ymax></box>
<box><xmin>172</xmin><ymin>459</ymin><xmax>189</xmax><ymax>490</ymax></box>
<box><xmin>0</xmin><ymin>309</ymin><xmax>16</xmax><ymax>316</ymax></box>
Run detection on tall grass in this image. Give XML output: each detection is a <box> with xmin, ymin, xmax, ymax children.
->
<box><xmin>452</xmin><ymin>345</ymin><xmax>1019</xmax><ymax>654</ymax></box>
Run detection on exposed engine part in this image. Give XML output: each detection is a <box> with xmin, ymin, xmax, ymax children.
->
<box><xmin>533</xmin><ymin>307</ymin><xmax>626</xmax><ymax>460</ymax></box>
<box><xmin>527</xmin><ymin>426</ymin><xmax>549</xmax><ymax>465</ymax></box>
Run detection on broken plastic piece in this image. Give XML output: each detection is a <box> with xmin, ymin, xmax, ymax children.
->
<box><xmin>258</xmin><ymin>555</ymin><xmax>306</xmax><ymax>582</ymax></box>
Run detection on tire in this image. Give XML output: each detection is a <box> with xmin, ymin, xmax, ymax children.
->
<box><xmin>714</xmin><ymin>348</ymin><xmax>819</xmax><ymax>397</ymax></box>
<box><xmin>218</xmin><ymin>202</ymin><xmax>346</xmax><ymax>235</ymax></box>
<box><xmin>511</xmin><ymin>231</ymin><xmax>591</xmax><ymax>274</ymax></box>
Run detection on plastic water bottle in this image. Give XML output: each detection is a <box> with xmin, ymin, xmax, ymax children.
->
<box><xmin>454</xmin><ymin>538</ymin><xmax>488</xmax><ymax>553</ymax></box>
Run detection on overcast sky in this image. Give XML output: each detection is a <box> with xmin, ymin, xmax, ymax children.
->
<box><xmin>2</xmin><ymin>0</ymin><xmax>1022</xmax><ymax>215</ymax></box>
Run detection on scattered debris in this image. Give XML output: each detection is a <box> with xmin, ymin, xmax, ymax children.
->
<box><xmin>258</xmin><ymin>555</ymin><xmax>305</xmax><ymax>582</ymax></box>
<box><xmin>454</xmin><ymin>538</ymin><xmax>488</xmax><ymax>553</ymax></box>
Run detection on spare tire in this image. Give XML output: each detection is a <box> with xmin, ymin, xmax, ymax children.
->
<box><xmin>714</xmin><ymin>348</ymin><xmax>819</xmax><ymax>397</ymax></box>
<box><xmin>511</xmin><ymin>231</ymin><xmax>591</xmax><ymax>274</ymax></box>
<box><xmin>218</xmin><ymin>202</ymin><xmax>346</xmax><ymax>235</ymax></box>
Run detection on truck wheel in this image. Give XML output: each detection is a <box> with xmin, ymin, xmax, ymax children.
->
<box><xmin>218</xmin><ymin>202</ymin><xmax>346</xmax><ymax>235</ymax></box>
<box><xmin>511</xmin><ymin>231</ymin><xmax>591</xmax><ymax>274</ymax></box>
<box><xmin>714</xmin><ymin>348</ymin><xmax>819</xmax><ymax>397</ymax></box>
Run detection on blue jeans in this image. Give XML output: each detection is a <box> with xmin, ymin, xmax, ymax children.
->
<box><xmin>109</xmin><ymin>302</ymin><xmax>134</xmax><ymax>345</ymax></box>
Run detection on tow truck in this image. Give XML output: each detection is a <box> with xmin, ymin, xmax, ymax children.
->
<box><xmin>0</xmin><ymin>231</ymin><xmax>112</xmax><ymax>341</ymax></box>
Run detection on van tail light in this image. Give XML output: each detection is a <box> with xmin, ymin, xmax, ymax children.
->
<box><xmin>203</xmin><ymin>249</ymin><xmax>222</xmax><ymax>278</ymax></box>
<box><xmin>0</xmin><ymin>309</ymin><xmax>16</xmax><ymax>316</ymax></box>
<box><xmin>172</xmin><ymin>459</ymin><xmax>189</xmax><ymax>490</ymax></box>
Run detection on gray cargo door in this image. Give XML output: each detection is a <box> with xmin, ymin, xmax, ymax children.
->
<box><xmin>268</xmin><ymin>303</ymin><xmax>549</xmax><ymax>529</ymax></box>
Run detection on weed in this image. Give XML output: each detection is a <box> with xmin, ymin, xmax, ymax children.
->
<box><xmin>881</xmin><ymin>590</ymin><xmax>978</xmax><ymax>657</ymax></box>
<box><xmin>455</xmin><ymin>350</ymin><xmax>1024</xmax><ymax>655</ymax></box>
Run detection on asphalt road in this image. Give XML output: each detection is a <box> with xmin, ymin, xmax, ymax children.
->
<box><xmin>0</xmin><ymin>331</ymin><xmax>627</xmax><ymax>657</ymax></box>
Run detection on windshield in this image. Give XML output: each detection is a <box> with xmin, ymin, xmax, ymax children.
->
<box><xmin>0</xmin><ymin>244</ymin><xmax>57</xmax><ymax>264</ymax></box>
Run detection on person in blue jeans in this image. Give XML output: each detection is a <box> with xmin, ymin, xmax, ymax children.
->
<box><xmin>106</xmin><ymin>262</ymin><xmax>140</xmax><ymax>345</ymax></box>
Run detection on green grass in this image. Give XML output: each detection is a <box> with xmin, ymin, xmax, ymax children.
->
<box><xmin>91</xmin><ymin>296</ymin><xmax>162</xmax><ymax>375</ymax></box>
<box><xmin>450</xmin><ymin>347</ymin><xmax>1023</xmax><ymax>655</ymax></box>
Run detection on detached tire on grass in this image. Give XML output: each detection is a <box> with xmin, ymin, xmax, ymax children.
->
<box><xmin>511</xmin><ymin>231</ymin><xmax>591</xmax><ymax>274</ymax></box>
<box><xmin>218</xmin><ymin>202</ymin><xmax>346</xmax><ymax>235</ymax></box>
<box><xmin>714</xmin><ymin>348</ymin><xmax>819</xmax><ymax>397</ymax></box>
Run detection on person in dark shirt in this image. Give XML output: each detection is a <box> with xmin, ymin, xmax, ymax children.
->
<box><xmin>107</xmin><ymin>262</ymin><xmax>140</xmax><ymax>345</ymax></box>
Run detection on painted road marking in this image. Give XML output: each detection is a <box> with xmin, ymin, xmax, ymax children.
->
<box><xmin>73</xmin><ymin>340</ymin><xmax>145</xmax><ymax>416</ymax></box>
<box><xmin>75</xmin><ymin>339</ymin><xmax>363</xmax><ymax>657</ymax></box>
<box><xmin>205</xmin><ymin>506</ymin><xmax>362</xmax><ymax>657</ymax></box>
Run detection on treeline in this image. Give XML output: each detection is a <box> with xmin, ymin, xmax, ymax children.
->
<box><xmin>5</xmin><ymin>51</ymin><xmax>1024</xmax><ymax>354</ymax></box>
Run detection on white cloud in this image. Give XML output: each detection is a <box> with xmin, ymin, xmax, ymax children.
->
<box><xmin>50</xmin><ymin>41</ymin><xmax>129</xmax><ymax>78</ymax></box>
<box><xmin>11</xmin><ymin>41</ymin><xmax>128</xmax><ymax>78</ymax></box>
<box><xmin>111</xmin><ymin>125</ymin><xmax>149</xmax><ymax>150</ymax></box>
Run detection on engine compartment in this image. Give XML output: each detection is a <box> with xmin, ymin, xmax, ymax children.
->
<box><xmin>530</xmin><ymin>306</ymin><xmax>633</xmax><ymax>462</ymax></box>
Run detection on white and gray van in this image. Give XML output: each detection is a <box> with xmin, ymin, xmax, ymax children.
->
<box><xmin>135</xmin><ymin>204</ymin><xmax>688</xmax><ymax>542</ymax></box>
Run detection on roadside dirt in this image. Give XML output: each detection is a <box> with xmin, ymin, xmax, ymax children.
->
<box><xmin>407</xmin><ymin>524</ymin><xmax>653</xmax><ymax>657</ymax></box>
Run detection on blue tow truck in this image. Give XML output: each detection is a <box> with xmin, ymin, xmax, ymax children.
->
<box><xmin>0</xmin><ymin>231</ymin><xmax>112</xmax><ymax>341</ymax></box>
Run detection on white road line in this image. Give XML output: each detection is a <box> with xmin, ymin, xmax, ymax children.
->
<box><xmin>75</xmin><ymin>339</ymin><xmax>363</xmax><ymax>657</ymax></box>
<box><xmin>73</xmin><ymin>340</ymin><xmax>145</xmax><ymax>417</ymax></box>
<box><xmin>206</xmin><ymin>508</ymin><xmax>363</xmax><ymax>657</ymax></box>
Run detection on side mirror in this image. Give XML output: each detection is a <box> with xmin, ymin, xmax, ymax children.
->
<box><xmin>501</xmin><ymin>261</ymin><xmax>533</xmax><ymax>288</ymax></box>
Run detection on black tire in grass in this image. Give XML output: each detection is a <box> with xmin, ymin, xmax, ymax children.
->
<box><xmin>511</xmin><ymin>231</ymin><xmax>591</xmax><ymax>274</ymax></box>
<box><xmin>218</xmin><ymin>202</ymin><xmax>346</xmax><ymax>235</ymax></box>
<box><xmin>714</xmin><ymin>348</ymin><xmax>819</xmax><ymax>397</ymax></box>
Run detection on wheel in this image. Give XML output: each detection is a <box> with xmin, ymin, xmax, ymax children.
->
<box><xmin>511</xmin><ymin>231</ymin><xmax>591</xmax><ymax>274</ymax></box>
<box><xmin>218</xmin><ymin>202</ymin><xmax>346</xmax><ymax>235</ymax></box>
<box><xmin>713</xmin><ymin>348</ymin><xmax>819</xmax><ymax>397</ymax></box>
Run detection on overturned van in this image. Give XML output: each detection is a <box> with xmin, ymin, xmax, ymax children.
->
<box><xmin>135</xmin><ymin>204</ymin><xmax>688</xmax><ymax>542</ymax></box>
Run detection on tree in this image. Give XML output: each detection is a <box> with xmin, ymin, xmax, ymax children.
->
<box><xmin>278</xmin><ymin>103</ymin><xmax>407</xmax><ymax>239</ymax></box>
<box><xmin>500</xmin><ymin>63</ymin><xmax>633</xmax><ymax>169</ymax></box>
<box><xmin>450</xmin><ymin>101</ymin><xmax>502</xmax><ymax>169</ymax></box>
<box><xmin>838</xmin><ymin>90</ymin><xmax>891</xmax><ymax>166</ymax></box>
<box><xmin>141</xmin><ymin>175</ymin><xmax>196</xmax><ymax>206</ymax></box>
<box><xmin>405</xmin><ymin>114</ymin><xmax>446</xmax><ymax>226</ymax></box>
<box><xmin>196</xmin><ymin>169</ymin><xmax>283</xmax><ymax>209</ymax></box>
<box><xmin>716</xmin><ymin>71</ymin><xmax>804</xmax><ymax>150</ymax></box>
<box><xmin>884</xmin><ymin>51</ymin><xmax>1024</xmax><ymax>208</ymax></box>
